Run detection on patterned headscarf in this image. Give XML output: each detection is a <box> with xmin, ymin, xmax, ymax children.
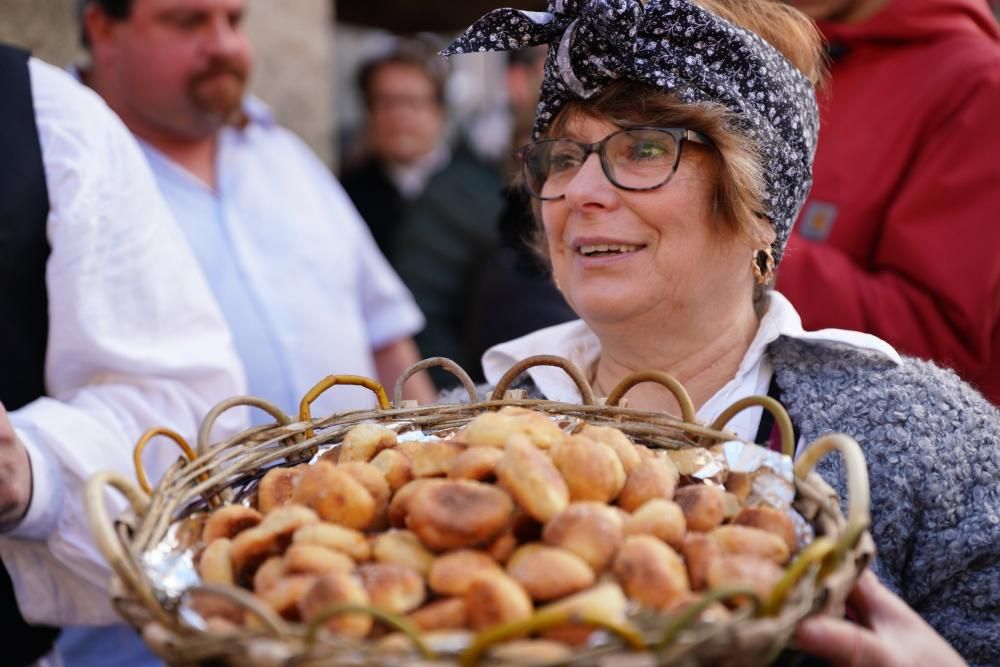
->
<box><xmin>442</xmin><ymin>0</ymin><xmax>819</xmax><ymax>261</ymax></box>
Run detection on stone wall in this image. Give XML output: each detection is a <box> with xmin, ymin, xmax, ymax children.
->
<box><xmin>0</xmin><ymin>0</ymin><xmax>335</xmax><ymax>165</ymax></box>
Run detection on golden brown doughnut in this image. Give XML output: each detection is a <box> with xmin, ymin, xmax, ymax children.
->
<box><xmin>202</xmin><ymin>505</ymin><xmax>262</xmax><ymax>543</ymax></box>
<box><xmin>551</xmin><ymin>435</ymin><xmax>626</xmax><ymax>503</ymax></box>
<box><xmin>733</xmin><ymin>505</ymin><xmax>798</xmax><ymax>555</ymax></box>
<box><xmin>283</xmin><ymin>543</ymin><xmax>355</xmax><ymax>577</ymax></box>
<box><xmin>705</xmin><ymin>555</ymin><xmax>784</xmax><ymax>605</ymax></box>
<box><xmin>291</xmin><ymin>461</ymin><xmax>376</xmax><ymax>530</ymax></box>
<box><xmin>406</xmin><ymin>479</ymin><xmax>513</xmax><ymax>551</ymax></box>
<box><xmin>537</xmin><ymin>582</ymin><xmax>628</xmax><ymax>646</ymax></box>
<box><xmin>673</xmin><ymin>484</ymin><xmax>727</xmax><ymax>532</ymax></box>
<box><xmin>370</xmin><ymin>529</ymin><xmax>435</xmax><ymax>576</ymax></box>
<box><xmin>299</xmin><ymin>571</ymin><xmax>373</xmax><ymax>639</ymax></box>
<box><xmin>624</xmin><ymin>498</ymin><xmax>687</xmax><ymax>549</ymax></box>
<box><xmin>252</xmin><ymin>555</ymin><xmax>285</xmax><ymax>594</ymax></box>
<box><xmin>709</xmin><ymin>525</ymin><xmax>790</xmax><ymax>565</ymax></box>
<box><xmin>680</xmin><ymin>532</ymin><xmax>720</xmax><ymax>591</ymax></box>
<box><xmin>259</xmin><ymin>575</ymin><xmax>316</xmax><ymax>621</ymax></box>
<box><xmin>613</xmin><ymin>534</ymin><xmax>690</xmax><ymax>609</ymax></box>
<box><xmin>542</xmin><ymin>501</ymin><xmax>624</xmax><ymax>572</ymax></box>
<box><xmin>506</xmin><ymin>543</ymin><xmax>595</xmax><ymax>602</ymax></box>
<box><xmin>356</xmin><ymin>562</ymin><xmax>426</xmax><ymax>614</ymax></box>
<box><xmin>256</xmin><ymin>467</ymin><xmax>303</xmax><ymax>514</ymax></box>
<box><xmin>464</xmin><ymin>407</ymin><xmax>565</xmax><ymax>450</ymax></box>
<box><xmin>338</xmin><ymin>422</ymin><xmax>397</xmax><ymax>463</ymax></box>
<box><xmin>387</xmin><ymin>478</ymin><xmax>447</xmax><ymax>528</ymax></box>
<box><xmin>407</xmin><ymin>597</ymin><xmax>468</xmax><ymax>632</ymax></box>
<box><xmin>258</xmin><ymin>504</ymin><xmax>320</xmax><ymax>536</ymax></box>
<box><xmin>230</xmin><ymin>526</ymin><xmax>284</xmax><ymax>585</ymax></box>
<box><xmin>578</xmin><ymin>424</ymin><xmax>642</xmax><ymax>474</ymax></box>
<box><xmin>495</xmin><ymin>435</ymin><xmax>568</xmax><ymax>522</ymax></box>
<box><xmin>337</xmin><ymin>461</ymin><xmax>392</xmax><ymax>530</ymax></box>
<box><xmin>197</xmin><ymin>538</ymin><xmax>235</xmax><ymax>586</ymax></box>
<box><xmin>427</xmin><ymin>549</ymin><xmax>503</xmax><ymax>597</ymax></box>
<box><xmin>448</xmin><ymin>446</ymin><xmax>504</xmax><ymax>481</ymax></box>
<box><xmin>292</xmin><ymin>522</ymin><xmax>371</xmax><ymax>561</ymax></box>
<box><xmin>464</xmin><ymin>570</ymin><xmax>533</xmax><ymax>632</ymax></box>
<box><xmin>617</xmin><ymin>457</ymin><xmax>680</xmax><ymax>512</ymax></box>
<box><xmin>397</xmin><ymin>439</ymin><xmax>464</xmax><ymax>478</ymax></box>
<box><xmin>369</xmin><ymin>448</ymin><xmax>413</xmax><ymax>492</ymax></box>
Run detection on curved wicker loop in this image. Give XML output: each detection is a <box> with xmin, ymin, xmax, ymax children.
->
<box><xmin>84</xmin><ymin>471</ymin><xmax>169</xmax><ymax>626</ymax></box>
<box><xmin>490</xmin><ymin>354</ymin><xmax>597</xmax><ymax>405</ymax></box>
<box><xmin>303</xmin><ymin>602</ymin><xmax>434</xmax><ymax>658</ymax></box>
<box><xmin>793</xmin><ymin>433</ymin><xmax>871</xmax><ymax>553</ymax></box>
<box><xmin>299</xmin><ymin>375</ymin><xmax>390</xmax><ymax>439</ymax></box>
<box><xmin>133</xmin><ymin>428</ymin><xmax>197</xmax><ymax>494</ymax></box>
<box><xmin>460</xmin><ymin>607</ymin><xmax>646</xmax><ymax>667</ymax></box>
<box><xmin>761</xmin><ymin>536</ymin><xmax>836</xmax><ymax>617</ymax></box>
<box><xmin>654</xmin><ymin>586</ymin><xmax>762</xmax><ymax>648</ymax></box>
<box><xmin>707</xmin><ymin>395</ymin><xmax>796</xmax><ymax>458</ymax></box>
<box><xmin>393</xmin><ymin>357</ymin><xmax>478</xmax><ymax>407</ymax></box>
<box><xmin>604</xmin><ymin>370</ymin><xmax>698</xmax><ymax>423</ymax></box>
<box><xmin>197</xmin><ymin>396</ymin><xmax>293</xmax><ymax>456</ymax></box>
<box><xmin>182</xmin><ymin>584</ymin><xmax>291</xmax><ymax>637</ymax></box>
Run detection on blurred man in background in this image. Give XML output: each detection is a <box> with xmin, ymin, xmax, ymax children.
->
<box><xmin>777</xmin><ymin>0</ymin><xmax>1000</xmax><ymax>403</ymax></box>
<box><xmin>341</xmin><ymin>42</ymin><xmax>504</xmax><ymax>387</ymax></box>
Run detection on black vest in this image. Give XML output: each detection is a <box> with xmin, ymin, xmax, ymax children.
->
<box><xmin>0</xmin><ymin>44</ymin><xmax>61</xmax><ymax>665</ymax></box>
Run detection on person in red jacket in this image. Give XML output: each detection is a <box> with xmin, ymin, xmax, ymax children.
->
<box><xmin>777</xmin><ymin>0</ymin><xmax>1000</xmax><ymax>404</ymax></box>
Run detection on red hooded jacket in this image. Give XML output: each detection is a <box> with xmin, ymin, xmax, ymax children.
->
<box><xmin>775</xmin><ymin>0</ymin><xmax>1000</xmax><ymax>404</ymax></box>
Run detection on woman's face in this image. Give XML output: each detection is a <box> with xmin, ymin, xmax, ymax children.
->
<box><xmin>542</xmin><ymin>114</ymin><xmax>758</xmax><ymax>328</ymax></box>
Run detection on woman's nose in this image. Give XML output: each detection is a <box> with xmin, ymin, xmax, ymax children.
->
<box><xmin>563</xmin><ymin>152</ymin><xmax>618</xmax><ymax>210</ymax></box>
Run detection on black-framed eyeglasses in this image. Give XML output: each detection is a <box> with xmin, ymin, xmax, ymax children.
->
<box><xmin>517</xmin><ymin>127</ymin><xmax>714</xmax><ymax>201</ymax></box>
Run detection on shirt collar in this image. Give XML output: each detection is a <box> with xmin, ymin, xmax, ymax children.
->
<box><xmin>482</xmin><ymin>290</ymin><xmax>902</xmax><ymax>404</ymax></box>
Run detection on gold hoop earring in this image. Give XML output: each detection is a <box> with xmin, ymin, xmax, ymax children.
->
<box><xmin>752</xmin><ymin>247</ymin><xmax>774</xmax><ymax>285</ymax></box>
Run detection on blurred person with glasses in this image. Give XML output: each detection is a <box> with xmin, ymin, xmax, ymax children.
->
<box><xmin>445</xmin><ymin>0</ymin><xmax>998</xmax><ymax>665</ymax></box>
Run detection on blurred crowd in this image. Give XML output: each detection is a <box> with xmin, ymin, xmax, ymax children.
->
<box><xmin>0</xmin><ymin>0</ymin><xmax>998</xmax><ymax>666</ymax></box>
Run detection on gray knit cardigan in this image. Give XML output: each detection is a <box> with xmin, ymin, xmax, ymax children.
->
<box><xmin>462</xmin><ymin>335</ymin><xmax>1000</xmax><ymax>665</ymax></box>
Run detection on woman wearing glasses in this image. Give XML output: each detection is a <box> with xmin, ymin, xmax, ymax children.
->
<box><xmin>445</xmin><ymin>1</ymin><xmax>997</xmax><ymax>665</ymax></box>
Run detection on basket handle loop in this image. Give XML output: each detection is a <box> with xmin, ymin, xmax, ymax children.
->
<box><xmin>707</xmin><ymin>395</ymin><xmax>796</xmax><ymax>458</ymax></box>
<box><xmin>393</xmin><ymin>357</ymin><xmax>477</xmax><ymax>407</ymax></box>
<box><xmin>604</xmin><ymin>371</ymin><xmax>698</xmax><ymax>423</ymax></box>
<box><xmin>133</xmin><ymin>428</ymin><xmax>196</xmax><ymax>494</ymax></box>
<box><xmin>299</xmin><ymin>375</ymin><xmax>390</xmax><ymax>439</ymax></box>
<box><xmin>84</xmin><ymin>471</ymin><xmax>172</xmax><ymax>627</ymax></box>
<box><xmin>196</xmin><ymin>396</ymin><xmax>292</xmax><ymax>456</ymax></box>
<box><xmin>490</xmin><ymin>355</ymin><xmax>597</xmax><ymax>406</ymax></box>
<box><xmin>794</xmin><ymin>433</ymin><xmax>871</xmax><ymax>552</ymax></box>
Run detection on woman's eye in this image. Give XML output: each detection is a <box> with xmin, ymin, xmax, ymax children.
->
<box><xmin>549</xmin><ymin>151</ymin><xmax>583</xmax><ymax>172</ymax></box>
<box><xmin>629</xmin><ymin>141</ymin><xmax>669</xmax><ymax>161</ymax></box>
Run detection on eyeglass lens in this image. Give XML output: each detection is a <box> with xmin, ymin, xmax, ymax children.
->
<box><xmin>523</xmin><ymin>129</ymin><xmax>680</xmax><ymax>199</ymax></box>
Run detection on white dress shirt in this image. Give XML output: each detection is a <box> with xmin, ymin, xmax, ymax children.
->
<box><xmin>0</xmin><ymin>59</ymin><xmax>246</xmax><ymax>627</ymax></box>
<box><xmin>483</xmin><ymin>291</ymin><xmax>901</xmax><ymax>444</ymax></box>
<box><xmin>138</xmin><ymin>97</ymin><xmax>425</xmax><ymax>423</ymax></box>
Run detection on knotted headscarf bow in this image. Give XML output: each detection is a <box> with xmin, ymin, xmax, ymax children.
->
<box><xmin>443</xmin><ymin>0</ymin><xmax>819</xmax><ymax>262</ymax></box>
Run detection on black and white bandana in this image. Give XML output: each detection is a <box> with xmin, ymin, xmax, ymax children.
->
<box><xmin>442</xmin><ymin>0</ymin><xmax>819</xmax><ymax>261</ymax></box>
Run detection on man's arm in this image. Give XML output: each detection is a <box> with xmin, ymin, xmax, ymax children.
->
<box><xmin>374</xmin><ymin>337</ymin><xmax>438</xmax><ymax>404</ymax></box>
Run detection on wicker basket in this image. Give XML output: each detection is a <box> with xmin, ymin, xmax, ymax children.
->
<box><xmin>86</xmin><ymin>355</ymin><xmax>874</xmax><ymax>666</ymax></box>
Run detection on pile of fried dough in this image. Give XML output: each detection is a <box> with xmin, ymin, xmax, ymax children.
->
<box><xmin>194</xmin><ymin>406</ymin><xmax>799</xmax><ymax>656</ymax></box>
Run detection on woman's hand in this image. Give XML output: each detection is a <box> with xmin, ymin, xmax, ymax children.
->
<box><xmin>794</xmin><ymin>569</ymin><xmax>967</xmax><ymax>667</ymax></box>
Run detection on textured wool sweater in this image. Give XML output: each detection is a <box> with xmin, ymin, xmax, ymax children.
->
<box><xmin>460</xmin><ymin>335</ymin><xmax>1000</xmax><ymax>665</ymax></box>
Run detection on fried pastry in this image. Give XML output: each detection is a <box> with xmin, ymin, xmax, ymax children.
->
<box><xmin>407</xmin><ymin>597</ymin><xmax>468</xmax><ymax>632</ymax></box>
<box><xmin>506</xmin><ymin>543</ymin><xmax>595</xmax><ymax>602</ymax></box>
<box><xmin>257</xmin><ymin>467</ymin><xmax>303</xmax><ymax>514</ymax></box>
<box><xmin>680</xmin><ymin>532</ymin><xmax>720</xmax><ymax>591</ymax></box>
<box><xmin>705</xmin><ymin>555</ymin><xmax>784</xmax><ymax>605</ymax></box>
<box><xmin>356</xmin><ymin>562</ymin><xmax>426</xmax><ymax>614</ymax></box>
<box><xmin>428</xmin><ymin>549</ymin><xmax>503</xmax><ymax>596</ymax></box>
<box><xmin>370</xmin><ymin>529</ymin><xmax>435</xmax><ymax>575</ymax></box>
<box><xmin>397</xmin><ymin>440</ymin><xmax>464</xmax><ymax>478</ymax></box>
<box><xmin>674</xmin><ymin>484</ymin><xmax>726</xmax><ymax>532</ymax></box>
<box><xmin>230</xmin><ymin>526</ymin><xmax>285</xmax><ymax>585</ymax></box>
<box><xmin>299</xmin><ymin>571</ymin><xmax>373</xmax><ymax>639</ymax></box>
<box><xmin>387</xmin><ymin>478</ymin><xmax>446</xmax><ymax>528</ymax></box>
<box><xmin>551</xmin><ymin>435</ymin><xmax>626</xmax><ymax>503</ymax></box>
<box><xmin>709</xmin><ymin>525</ymin><xmax>790</xmax><ymax>565</ymax></box>
<box><xmin>337</xmin><ymin>461</ymin><xmax>391</xmax><ymax>530</ymax></box>
<box><xmin>733</xmin><ymin>505</ymin><xmax>797</xmax><ymax>554</ymax></box>
<box><xmin>370</xmin><ymin>448</ymin><xmax>413</xmax><ymax>492</ymax></box>
<box><xmin>578</xmin><ymin>424</ymin><xmax>642</xmax><ymax>474</ymax></box>
<box><xmin>542</xmin><ymin>501</ymin><xmax>624</xmax><ymax>572</ymax></box>
<box><xmin>537</xmin><ymin>582</ymin><xmax>628</xmax><ymax>646</ymax></box>
<box><xmin>338</xmin><ymin>422</ymin><xmax>397</xmax><ymax>463</ymax></box>
<box><xmin>485</xmin><ymin>528</ymin><xmax>519</xmax><ymax>564</ymax></box>
<box><xmin>198</xmin><ymin>537</ymin><xmax>235</xmax><ymax>586</ymax></box>
<box><xmin>283</xmin><ymin>543</ymin><xmax>355</xmax><ymax>577</ymax></box>
<box><xmin>464</xmin><ymin>407</ymin><xmax>565</xmax><ymax>450</ymax></box>
<box><xmin>202</xmin><ymin>505</ymin><xmax>262</xmax><ymax>543</ymax></box>
<box><xmin>406</xmin><ymin>479</ymin><xmax>513</xmax><ymax>551</ymax></box>
<box><xmin>252</xmin><ymin>555</ymin><xmax>285</xmax><ymax>594</ymax></box>
<box><xmin>448</xmin><ymin>446</ymin><xmax>504</xmax><ymax>481</ymax></box>
<box><xmin>624</xmin><ymin>498</ymin><xmax>686</xmax><ymax>549</ymax></box>
<box><xmin>259</xmin><ymin>575</ymin><xmax>316</xmax><ymax>621</ymax></box>
<box><xmin>292</xmin><ymin>522</ymin><xmax>371</xmax><ymax>561</ymax></box>
<box><xmin>465</xmin><ymin>570</ymin><xmax>533</xmax><ymax>631</ymax></box>
<box><xmin>613</xmin><ymin>534</ymin><xmax>690</xmax><ymax>609</ymax></box>
<box><xmin>292</xmin><ymin>461</ymin><xmax>376</xmax><ymax>530</ymax></box>
<box><xmin>495</xmin><ymin>435</ymin><xmax>568</xmax><ymax>522</ymax></box>
<box><xmin>617</xmin><ymin>457</ymin><xmax>680</xmax><ymax>512</ymax></box>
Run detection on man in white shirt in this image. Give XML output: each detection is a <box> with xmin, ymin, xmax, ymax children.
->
<box><xmin>0</xmin><ymin>45</ymin><xmax>246</xmax><ymax>666</ymax></box>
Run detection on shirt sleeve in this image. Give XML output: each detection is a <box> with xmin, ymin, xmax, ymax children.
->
<box><xmin>326</xmin><ymin>177</ymin><xmax>425</xmax><ymax>351</ymax></box>
<box><xmin>0</xmin><ymin>59</ymin><xmax>247</xmax><ymax>626</ymax></box>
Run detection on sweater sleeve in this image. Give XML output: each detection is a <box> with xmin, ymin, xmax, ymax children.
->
<box><xmin>776</xmin><ymin>72</ymin><xmax>1000</xmax><ymax>391</ymax></box>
